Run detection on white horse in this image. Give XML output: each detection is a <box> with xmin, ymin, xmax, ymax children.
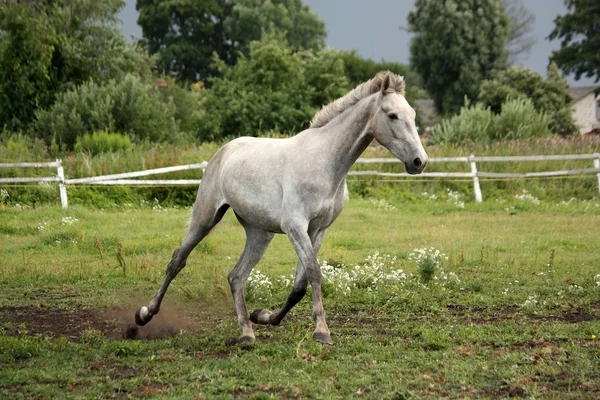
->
<box><xmin>135</xmin><ymin>71</ymin><xmax>428</xmax><ymax>344</ymax></box>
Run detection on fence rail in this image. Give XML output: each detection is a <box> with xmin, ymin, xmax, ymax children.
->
<box><xmin>1</xmin><ymin>154</ymin><xmax>599</xmax><ymax>208</ymax></box>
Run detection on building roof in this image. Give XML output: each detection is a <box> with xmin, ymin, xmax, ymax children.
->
<box><xmin>569</xmin><ymin>86</ymin><xmax>600</xmax><ymax>102</ymax></box>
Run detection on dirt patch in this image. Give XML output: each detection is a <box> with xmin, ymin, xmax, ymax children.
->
<box><xmin>0</xmin><ymin>305</ymin><xmax>210</xmax><ymax>342</ymax></box>
<box><xmin>447</xmin><ymin>304</ymin><xmax>600</xmax><ymax>325</ymax></box>
<box><xmin>535</xmin><ymin>309</ymin><xmax>597</xmax><ymax>323</ymax></box>
<box><xmin>0</xmin><ymin>305</ymin><xmax>119</xmax><ymax>342</ymax></box>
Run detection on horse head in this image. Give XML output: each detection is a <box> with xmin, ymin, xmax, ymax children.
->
<box><xmin>371</xmin><ymin>72</ymin><xmax>428</xmax><ymax>175</ymax></box>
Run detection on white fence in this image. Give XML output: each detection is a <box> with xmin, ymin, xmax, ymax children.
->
<box><xmin>1</xmin><ymin>154</ymin><xmax>599</xmax><ymax>208</ymax></box>
<box><xmin>349</xmin><ymin>153</ymin><xmax>600</xmax><ymax>203</ymax></box>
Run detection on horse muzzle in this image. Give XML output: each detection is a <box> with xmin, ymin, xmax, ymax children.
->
<box><xmin>405</xmin><ymin>157</ymin><xmax>427</xmax><ymax>175</ymax></box>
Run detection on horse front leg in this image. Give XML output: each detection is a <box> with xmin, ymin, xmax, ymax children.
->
<box><xmin>285</xmin><ymin>223</ymin><xmax>332</xmax><ymax>344</ymax></box>
<box><xmin>250</xmin><ymin>230</ymin><xmax>325</xmax><ymax>327</ymax></box>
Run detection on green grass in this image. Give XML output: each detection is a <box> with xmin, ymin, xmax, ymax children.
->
<box><xmin>1</xmin><ymin>199</ymin><xmax>600</xmax><ymax>399</ymax></box>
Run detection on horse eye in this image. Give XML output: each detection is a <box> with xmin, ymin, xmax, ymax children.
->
<box><xmin>388</xmin><ymin>113</ymin><xmax>398</xmax><ymax>120</ymax></box>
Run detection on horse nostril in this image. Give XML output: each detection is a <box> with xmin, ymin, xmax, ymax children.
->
<box><xmin>413</xmin><ymin>158</ymin><xmax>422</xmax><ymax>168</ymax></box>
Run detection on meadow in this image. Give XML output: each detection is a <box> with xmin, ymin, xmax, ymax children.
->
<box><xmin>1</xmin><ymin>195</ymin><xmax>599</xmax><ymax>399</ymax></box>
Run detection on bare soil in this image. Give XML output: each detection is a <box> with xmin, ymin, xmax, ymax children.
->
<box><xmin>1</xmin><ymin>302</ymin><xmax>598</xmax><ymax>343</ymax></box>
<box><xmin>0</xmin><ymin>305</ymin><xmax>201</xmax><ymax>341</ymax></box>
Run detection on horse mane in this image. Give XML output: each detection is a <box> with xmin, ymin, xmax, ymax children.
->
<box><xmin>309</xmin><ymin>71</ymin><xmax>406</xmax><ymax>129</ymax></box>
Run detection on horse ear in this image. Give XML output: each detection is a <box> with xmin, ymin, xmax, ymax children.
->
<box><xmin>380</xmin><ymin>73</ymin><xmax>393</xmax><ymax>95</ymax></box>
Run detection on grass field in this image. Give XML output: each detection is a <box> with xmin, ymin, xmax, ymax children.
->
<box><xmin>1</xmin><ymin>198</ymin><xmax>600</xmax><ymax>399</ymax></box>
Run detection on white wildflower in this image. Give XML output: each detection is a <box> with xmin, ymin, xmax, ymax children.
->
<box><xmin>61</xmin><ymin>216</ymin><xmax>79</xmax><ymax>225</ymax></box>
<box><xmin>515</xmin><ymin>190</ymin><xmax>540</xmax><ymax>205</ymax></box>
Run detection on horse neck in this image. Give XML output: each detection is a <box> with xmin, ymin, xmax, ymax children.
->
<box><xmin>322</xmin><ymin>95</ymin><xmax>377</xmax><ymax>180</ymax></box>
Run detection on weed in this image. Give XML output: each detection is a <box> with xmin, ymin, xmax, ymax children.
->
<box><xmin>116</xmin><ymin>242</ymin><xmax>126</xmax><ymax>275</ymax></box>
<box><xmin>409</xmin><ymin>247</ymin><xmax>447</xmax><ymax>284</ymax></box>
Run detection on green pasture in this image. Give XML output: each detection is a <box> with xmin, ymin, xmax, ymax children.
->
<box><xmin>1</xmin><ymin>198</ymin><xmax>599</xmax><ymax>399</ymax></box>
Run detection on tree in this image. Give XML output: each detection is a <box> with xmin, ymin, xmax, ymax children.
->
<box><xmin>478</xmin><ymin>63</ymin><xmax>578</xmax><ymax>136</ymax></box>
<box><xmin>548</xmin><ymin>0</ymin><xmax>600</xmax><ymax>82</ymax></box>
<box><xmin>0</xmin><ymin>0</ymin><xmax>152</xmax><ymax>131</ymax></box>
<box><xmin>198</xmin><ymin>34</ymin><xmax>348</xmax><ymax>141</ymax></box>
<box><xmin>136</xmin><ymin>0</ymin><xmax>229</xmax><ymax>83</ymax></box>
<box><xmin>226</xmin><ymin>0</ymin><xmax>326</xmax><ymax>55</ymax></box>
<box><xmin>503</xmin><ymin>0</ymin><xmax>536</xmax><ymax>63</ymax></box>
<box><xmin>0</xmin><ymin>2</ymin><xmax>56</xmax><ymax>130</ymax></box>
<box><xmin>407</xmin><ymin>0</ymin><xmax>509</xmax><ymax>115</ymax></box>
<box><xmin>136</xmin><ymin>0</ymin><xmax>326</xmax><ymax>82</ymax></box>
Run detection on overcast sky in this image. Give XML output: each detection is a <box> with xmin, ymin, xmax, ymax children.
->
<box><xmin>118</xmin><ymin>0</ymin><xmax>596</xmax><ymax>87</ymax></box>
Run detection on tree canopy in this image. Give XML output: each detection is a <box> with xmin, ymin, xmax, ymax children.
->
<box><xmin>136</xmin><ymin>0</ymin><xmax>326</xmax><ymax>83</ymax></box>
<box><xmin>548</xmin><ymin>0</ymin><xmax>600</xmax><ymax>82</ymax></box>
<box><xmin>408</xmin><ymin>0</ymin><xmax>509</xmax><ymax>115</ymax></box>
<box><xmin>198</xmin><ymin>34</ymin><xmax>348</xmax><ymax>141</ymax></box>
<box><xmin>0</xmin><ymin>0</ymin><xmax>152</xmax><ymax>130</ymax></box>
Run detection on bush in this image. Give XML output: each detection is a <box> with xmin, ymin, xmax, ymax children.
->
<box><xmin>35</xmin><ymin>74</ymin><xmax>178</xmax><ymax>149</ymax></box>
<box><xmin>478</xmin><ymin>64</ymin><xmax>578</xmax><ymax>136</ymax></box>
<box><xmin>429</xmin><ymin>100</ymin><xmax>496</xmax><ymax>145</ymax></box>
<box><xmin>74</xmin><ymin>132</ymin><xmax>132</xmax><ymax>155</ymax></box>
<box><xmin>493</xmin><ymin>98</ymin><xmax>552</xmax><ymax>141</ymax></box>
<box><xmin>154</xmin><ymin>77</ymin><xmax>206</xmax><ymax>139</ymax></box>
<box><xmin>430</xmin><ymin>98</ymin><xmax>551</xmax><ymax>145</ymax></box>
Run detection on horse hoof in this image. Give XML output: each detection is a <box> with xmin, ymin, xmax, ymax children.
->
<box><xmin>135</xmin><ymin>307</ymin><xmax>152</xmax><ymax>326</ymax></box>
<box><xmin>239</xmin><ymin>335</ymin><xmax>255</xmax><ymax>343</ymax></box>
<box><xmin>313</xmin><ymin>331</ymin><xmax>333</xmax><ymax>345</ymax></box>
<box><xmin>250</xmin><ymin>309</ymin><xmax>272</xmax><ymax>325</ymax></box>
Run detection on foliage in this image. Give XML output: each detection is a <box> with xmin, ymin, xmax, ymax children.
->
<box><xmin>548</xmin><ymin>0</ymin><xmax>600</xmax><ymax>82</ymax></box>
<box><xmin>336</xmin><ymin>51</ymin><xmax>419</xmax><ymax>89</ymax></box>
<box><xmin>154</xmin><ymin>77</ymin><xmax>206</xmax><ymax>139</ymax></box>
<box><xmin>478</xmin><ymin>64</ymin><xmax>578</xmax><ymax>136</ymax></box>
<box><xmin>494</xmin><ymin>97</ymin><xmax>552</xmax><ymax>140</ymax></box>
<box><xmin>502</xmin><ymin>0</ymin><xmax>536</xmax><ymax>63</ymax></box>
<box><xmin>35</xmin><ymin>74</ymin><xmax>178</xmax><ymax>149</ymax></box>
<box><xmin>408</xmin><ymin>0</ymin><xmax>509</xmax><ymax>115</ymax></box>
<box><xmin>0</xmin><ymin>2</ymin><xmax>57</xmax><ymax>131</ymax></box>
<box><xmin>136</xmin><ymin>0</ymin><xmax>326</xmax><ymax>83</ymax></box>
<box><xmin>227</xmin><ymin>0</ymin><xmax>326</xmax><ymax>55</ymax></box>
<box><xmin>0</xmin><ymin>0</ymin><xmax>153</xmax><ymax>131</ymax></box>
<box><xmin>74</xmin><ymin>132</ymin><xmax>132</xmax><ymax>155</ymax></box>
<box><xmin>430</xmin><ymin>98</ymin><xmax>552</xmax><ymax>145</ymax></box>
<box><xmin>198</xmin><ymin>34</ymin><xmax>348</xmax><ymax>141</ymax></box>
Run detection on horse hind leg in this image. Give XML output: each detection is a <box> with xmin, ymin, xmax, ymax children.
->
<box><xmin>135</xmin><ymin>202</ymin><xmax>229</xmax><ymax>326</ymax></box>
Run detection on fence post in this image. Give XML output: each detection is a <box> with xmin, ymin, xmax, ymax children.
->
<box><xmin>56</xmin><ymin>159</ymin><xmax>68</xmax><ymax>209</ymax></box>
<box><xmin>594</xmin><ymin>153</ymin><xmax>600</xmax><ymax>197</ymax></box>
<box><xmin>469</xmin><ymin>154</ymin><xmax>483</xmax><ymax>203</ymax></box>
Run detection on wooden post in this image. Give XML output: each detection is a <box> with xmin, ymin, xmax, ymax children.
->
<box><xmin>56</xmin><ymin>159</ymin><xmax>68</xmax><ymax>209</ymax></box>
<box><xmin>470</xmin><ymin>154</ymin><xmax>483</xmax><ymax>203</ymax></box>
<box><xmin>594</xmin><ymin>153</ymin><xmax>600</xmax><ymax>197</ymax></box>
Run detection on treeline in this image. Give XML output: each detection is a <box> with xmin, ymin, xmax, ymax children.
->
<box><xmin>0</xmin><ymin>0</ymin><xmax>416</xmax><ymax>152</ymax></box>
<box><xmin>1</xmin><ymin>0</ymin><xmax>597</xmax><ymax>153</ymax></box>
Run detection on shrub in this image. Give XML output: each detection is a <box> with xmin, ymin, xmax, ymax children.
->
<box><xmin>154</xmin><ymin>77</ymin><xmax>206</xmax><ymax>139</ymax></box>
<box><xmin>429</xmin><ymin>100</ymin><xmax>495</xmax><ymax>145</ymax></box>
<box><xmin>478</xmin><ymin>64</ymin><xmax>578</xmax><ymax>136</ymax></box>
<box><xmin>430</xmin><ymin>98</ymin><xmax>552</xmax><ymax>145</ymax></box>
<box><xmin>35</xmin><ymin>74</ymin><xmax>178</xmax><ymax>149</ymax></box>
<box><xmin>493</xmin><ymin>98</ymin><xmax>552</xmax><ymax>141</ymax></box>
<box><xmin>74</xmin><ymin>132</ymin><xmax>132</xmax><ymax>155</ymax></box>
